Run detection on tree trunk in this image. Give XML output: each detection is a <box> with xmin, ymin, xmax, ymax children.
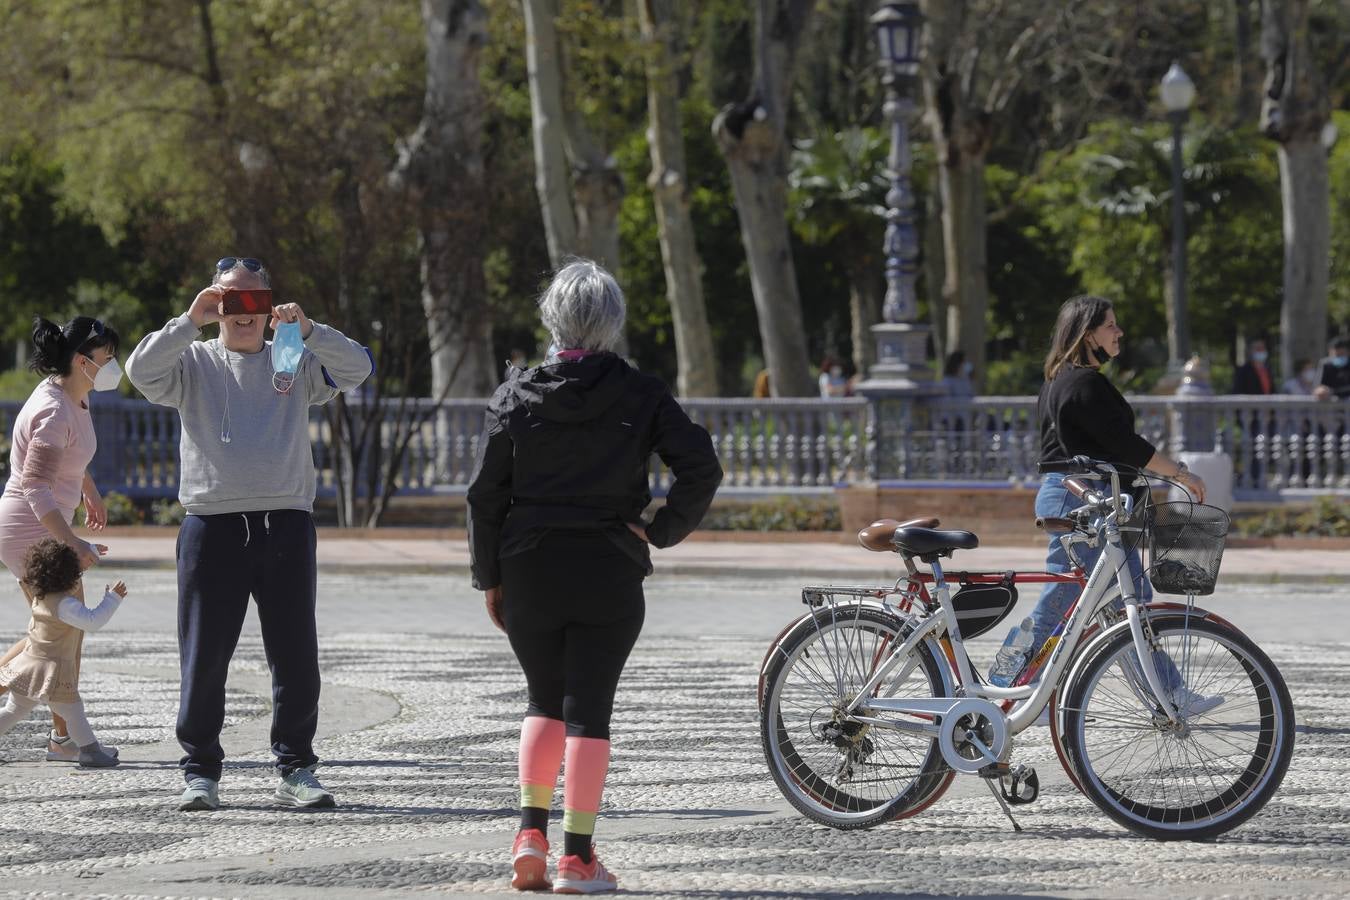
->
<box><xmin>936</xmin><ymin>150</ymin><xmax>989</xmax><ymax>386</ymax></box>
<box><xmin>1276</xmin><ymin>138</ymin><xmax>1330</xmax><ymax>369</ymax></box>
<box><xmin>712</xmin><ymin>0</ymin><xmax>817</xmax><ymax>398</ymax></box>
<box><xmin>1259</xmin><ymin>0</ymin><xmax>1332</xmax><ymax>379</ymax></box>
<box><xmin>924</xmin><ymin>178</ymin><xmax>947</xmax><ymax>365</ymax></box>
<box><xmin>843</xmin><ymin>252</ymin><xmax>882</xmax><ymax>377</ymax></box>
<box><xmin>394</xmin><ymin>0</ymin><xmax>496</xmax><ymax>401</ymax></box>
<box><xmin>522</xmin><ymin>0</ymin><xmax>578</xmax><ymax>268</ymax></box>
<box><xmin>922</xmin><ymin>0</ymin><xmax>992</xmax><ymax>389</ymax></box>
<box><xmin>1233</xmin><ymin>0</ymin><xmax>1259</xmax><ymax>125</ymax></box>
<box><xmin>637</xmin><ymin>0</ymin><xmax>717</xmax><ymax>397</ymax></box>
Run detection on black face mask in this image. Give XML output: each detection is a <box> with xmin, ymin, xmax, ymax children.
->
<box><xmin>1090</xmin><ymin>344</ymin><xmax>1111</xmax><ymax>366</ymax></box>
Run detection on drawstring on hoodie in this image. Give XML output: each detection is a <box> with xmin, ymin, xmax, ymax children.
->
<box><xmin>241</xmin><ymin>514</ymin><xmax>251</xmax><ymax>547</ymax></box>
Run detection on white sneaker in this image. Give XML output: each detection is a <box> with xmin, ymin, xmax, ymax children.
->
<box><xmin>179</xmin><ymin>777</ymin><xmax>220</xmax><ymax>811</ymax></box>
<box><xmin>1170</xmin><ymin>686</ymin><xmax>1224</xmax><ymax>717</ymax></box>
<box><xmin>275</xmin><ymin>766</ymin><xmax>336</xmax><ymax>808</ymax></box>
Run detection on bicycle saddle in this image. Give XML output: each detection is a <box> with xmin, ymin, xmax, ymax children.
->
<box><xmin>892</xmin><ymin>526</ymin><xmax>979</xmax><ymax>560</ymax></box>
<box><xmin>857</xmin><ymin>517</ymin><xmax>940</xmax><ymax>552</ymax></box>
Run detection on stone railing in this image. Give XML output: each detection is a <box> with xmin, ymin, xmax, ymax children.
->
<box><xmin>1</xmin><ymin>393</ymin><xmax>1345</xmax><ymax>500</ymax></box>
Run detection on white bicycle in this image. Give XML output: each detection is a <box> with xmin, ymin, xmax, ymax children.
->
<box><xmin>759</xmin><ymin>456</ymin><xmax>1294</xmax><ymax>839</ymax></box>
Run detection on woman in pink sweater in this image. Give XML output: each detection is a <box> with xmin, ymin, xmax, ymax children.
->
<box><xmin>0</xmin><ymin>315</ymin><xmax>122</xmax><ymax>761</ymax></box>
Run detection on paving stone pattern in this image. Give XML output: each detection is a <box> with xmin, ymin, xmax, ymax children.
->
<box><xmin>0</xmin><ymin>571</ymin><xmax>1345</xmax><ymax>898</ymax></box>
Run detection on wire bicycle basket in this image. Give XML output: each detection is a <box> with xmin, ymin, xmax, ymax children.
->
<box><xmin>1143</xmin><ymin>501</ymin><xmax>1230</xmax><ymax>595</ymax></box>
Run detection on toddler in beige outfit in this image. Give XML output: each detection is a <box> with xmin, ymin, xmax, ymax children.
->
<box><xmin>0</xmin><ymin>539</ymin><xmax>122</xmax><ymax>767</ymax></box>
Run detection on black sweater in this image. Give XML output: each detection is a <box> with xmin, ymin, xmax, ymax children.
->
<box><xmin>1038</xmin><ymin>366</ymin><xmax>1156</xmax><ymax>469</ymax></box>
<box><xmin>466</xmin><ymin>353</ymin><xmax>723</xmax><ymax>590</ymax></box>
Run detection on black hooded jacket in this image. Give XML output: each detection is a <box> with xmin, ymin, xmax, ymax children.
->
<box><xmin>466</xmin><ymin>353</ymin><xmax>723</xmax><ymax>590</ymax></box>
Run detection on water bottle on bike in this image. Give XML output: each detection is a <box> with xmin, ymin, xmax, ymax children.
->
<box><xmin>989</xmin><ymin>617</ymin><xmax>1035</xmax><ymax>687</ymax></box>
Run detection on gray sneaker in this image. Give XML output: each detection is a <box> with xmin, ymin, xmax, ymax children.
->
<box><xmin>77</xmin><ymin>742</ymin><xmax>119</xmax><ymax>768</ymax></box>
<box><xmin>179</xmin><ymin>777</ymin><xmax>220</xmax><ymax>811</ymax></box>
<box><xmin>275</xmin><ymin>767</ymin><xmax>335</xmax><ymax>808</ymax></box>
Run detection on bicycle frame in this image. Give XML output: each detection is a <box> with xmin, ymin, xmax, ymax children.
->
<box><xmin>840</xmin><ymin>491</ymin><xmax>1191</xmax><ymax>743</ymax></box>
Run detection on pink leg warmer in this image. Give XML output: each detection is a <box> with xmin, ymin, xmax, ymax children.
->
<box><xmin>518</xmin><ymin>716</ymin><xmax>565</xmax><ymax>809</ymax></box>
<box><xmin>562</xmin><ymin>736</ymin><xmax>611</xmax><ymax>836</ymax></box>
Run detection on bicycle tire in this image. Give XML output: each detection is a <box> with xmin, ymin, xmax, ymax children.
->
<box><xmin>760</xmin><ymin>604</ymin><xmax>951</xmax><ymax>829</ymax></box>
<box><xmin>1062</xmin><ymin>615</ymin><xmax>1294</xmax><ymax>840</ymax></box>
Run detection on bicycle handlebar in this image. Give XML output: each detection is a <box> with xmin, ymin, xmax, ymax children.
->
<box><xmin>1037</xmin><ymin>456</ymin><xmax>1093</xmax><ymax>475</ymax></box>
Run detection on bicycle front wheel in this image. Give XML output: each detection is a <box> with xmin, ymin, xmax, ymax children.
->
<box><xmin>760</xmin><ymin>604</ymin><xmax>951</xmax><ymax>829</ymax></box>
<box><xmin>1062</xmin><ymin>615</ymin><xmax>1294</xmax><ymax>840</ymax></box>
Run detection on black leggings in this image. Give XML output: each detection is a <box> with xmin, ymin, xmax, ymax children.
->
<box><xmin>499</xmin><ymin>532</ymin><xmax>645</xmax><ymax>740</ymax></box>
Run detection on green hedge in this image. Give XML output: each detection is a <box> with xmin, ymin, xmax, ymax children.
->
<box><xmin>699</xmin><ymin>496</ymin><xmax>841</xmax><ymax>532</ymax></box>
<box><xmin>1231</xmin><ymin>497</ymin><xmax>1350</xmax><ymax>538</ymax></box>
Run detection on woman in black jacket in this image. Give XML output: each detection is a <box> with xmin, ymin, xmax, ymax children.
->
<box><xmin>989</xmin><ymin>296</ymin><xmax>1215</xmax><ymax>715</ymax></box>
<box><xmin>468</xmin><ymin>259</ymin><xmax>722</xmax><ymax>894</ymax></box>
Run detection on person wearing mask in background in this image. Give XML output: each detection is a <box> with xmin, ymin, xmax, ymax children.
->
<box><xmin>1315</xmin><ymin>337</ymin><xmax>1350</xmax><ymax>401</ymax></box>
<box><xmin>1232</xmin><ymin>337</ymin><xmax>1275</xmax><ymax>395</ymax></box>
<box><xmin>0</xmin><ymin>315</ymin><xmax>121</xmax><ymax>763</ymax></box>
<box><xmin>1283</xmin><ymin>359</ymin><xmax>1319</xmax><ymax>396</ymax></box>
<box><xmin>1232</xmin><ymin>337</ymin><xmax>1276</xmax><ymax>486</ymax></box>
<box><xmin>817</xmin><ymin>356</ymin><xmax>848</xmax><ymax>399</ymax></box>
<box><xmin>126</xmin><ymin>256</ymin><xmax>372</xmax><ymax>813</ymax></box>
<box><xmin>468</xmin><ymin>260</ymin><xmax>722</xmax><ymax>893</ymax></box>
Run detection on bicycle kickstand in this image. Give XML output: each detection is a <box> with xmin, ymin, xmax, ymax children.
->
<box><xmin>983</xmin><ymin>773</ymin><xmax>1023</xmax><ymax>833</ymax></box>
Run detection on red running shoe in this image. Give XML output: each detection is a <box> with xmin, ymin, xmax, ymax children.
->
<box><xmin>512</xmin><ymin>828</ymin><xmax>551</xmax><ymax>891</ymax></box>
<box><xmin>553</xmin><ymin>848</ymin><xmax>618</xmax><ymax>894</ymax></box>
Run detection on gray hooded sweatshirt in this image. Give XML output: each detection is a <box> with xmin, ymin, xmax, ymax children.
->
<box><xmin>125</xmin><ymin>314</ymin><xmax>372</xmax><ymax>515</ymax></box>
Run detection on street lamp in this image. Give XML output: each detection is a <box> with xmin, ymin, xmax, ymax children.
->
<box><xmin>853</xmin><ymin>1</ymin><xmax>933</xmax><ymax>483</ymax></box>
<box><xmin>1160</xmin><ymin>61</ymin><xmax>1195</xmax><ymax>371</ymax></box>
<box><xmin>870</xmin><ymin>1</ymin><xmax>922</xmax><ymax>326</ymax></box>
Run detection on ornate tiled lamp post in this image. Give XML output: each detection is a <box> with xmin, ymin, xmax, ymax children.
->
<box><xmin>853</xmin><ymin>1</ymin><xmax>936</xmax><ymax>481</ymax></box>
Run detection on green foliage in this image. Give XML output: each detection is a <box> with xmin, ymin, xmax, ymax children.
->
<box><xmin>1329</xmin><ymin>110</ymin><xmax>1350</xmax><ymax>335</ymax></box>
<box><xmin>94</xmin><ymin>492</ymin><xmax>141</xmax><ymax>527</ymax></box>
<box><xmin>151</xmin><ymin>498</ymin><xmax>187</xmax><ymax>527</ymax></box>
<box><xmin>1232</xmin><ymin>497</ymin><xmax>1350</xmax><ymax>538</ymax></box>
<box><xmin>1042</xmin><ymin>119</ymin><xmax>1282</xmax><ymax>379</ymax></box>
<box><xmin>700</xmin><ymin>496</ymin><xmax>843</xmax><ymax>532</ymax></box>
<box><xmin>0</xmin><ymin>368</ymin><xmax>42</xmax><ymax>402</ymax></box>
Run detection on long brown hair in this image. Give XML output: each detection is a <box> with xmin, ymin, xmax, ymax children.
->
<box><xmin>1043</xmin><ymin>295</ymin><xmax>1114</xmax><ymax>380</ymax></box>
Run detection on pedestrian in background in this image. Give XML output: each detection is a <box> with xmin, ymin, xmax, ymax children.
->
<box><xmin>1315</xmin><ymin>337</ymin><xmax>1350</xmax><ymax>401</ymax></box>
<box><xmin>468</xmin><ymin>259</ymin><xmax>722</xmax><ymax>894</ymax></box>
<box><xmin>1232</xmin><ymin>337</ymin><xmax>1275</xmax><ymax>395</ymax></box>
<box><xmin>940</xmin><ymin>350</ymin><xmax>975</xmax><ymax>398</ymax></box>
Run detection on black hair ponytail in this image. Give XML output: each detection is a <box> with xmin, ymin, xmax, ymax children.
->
<box><xmin>28</xmin><ymin>317</ymin><xmax>74</xmax><ymax>376</ymax></box>
<box><xmin>26</xmin><ymin>315</ymin><xmax>120</xmax><ymax>376</ymax></box>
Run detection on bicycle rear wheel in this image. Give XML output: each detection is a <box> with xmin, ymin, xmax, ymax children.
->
<box><xmin>760</xmin><ymin>604</ymin><xmax>951</xmax><ymax>829</ymax></box>
<box><xmin>1062</xmin><ymin>615</ymin><xmax>1294</xmax><ymax>840</ymax></box>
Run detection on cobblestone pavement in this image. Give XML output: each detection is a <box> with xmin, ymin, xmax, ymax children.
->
<box><xmin>0</xmin><ymin>570</ymin><xmax>1346</xmax><ymax>899</ymax></box>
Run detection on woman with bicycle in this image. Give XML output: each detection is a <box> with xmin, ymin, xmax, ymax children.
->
<box><xmin>992</xmin><ymin>295</ymin><xmax>1219</xmax><ymax>711</ymax></box>
<box><xmin>468</xmin><ymin>259</ymin><xmax>722</xmax><ymax>893</ymax></box>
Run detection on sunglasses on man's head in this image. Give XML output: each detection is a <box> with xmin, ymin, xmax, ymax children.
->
<box><xmin>216</xmin><ymin>257</ymin><xmax>265</xmax><ymax>273</ymax></box>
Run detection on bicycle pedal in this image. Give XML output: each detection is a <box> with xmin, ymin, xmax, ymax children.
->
<box><xmin>978</xmin><ymin>762</ymin><xmax>1011</xmax><ymax>780</ymax></box>
<box><xmin>1000</xmin><ymin>765</ymin><xmax>1040</xmax><ymax>805</ymax></box>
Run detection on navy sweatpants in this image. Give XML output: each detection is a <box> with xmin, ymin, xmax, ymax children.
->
<box><xmin>175</xmin><ymin>510</ymin><xmax>320</xmax><ymax>781</ymax></box>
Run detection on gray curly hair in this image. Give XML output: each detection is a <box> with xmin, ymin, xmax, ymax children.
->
<box><xmin>538</xmin><ymin>259</ymin><xmax>626</xmax><ymax>353</ymax></box>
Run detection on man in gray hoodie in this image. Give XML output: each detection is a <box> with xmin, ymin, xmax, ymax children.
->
<box><xmin>126</xmin><ymin>257</ymin><xmax>372</xmax><ymax>812</ymax></box>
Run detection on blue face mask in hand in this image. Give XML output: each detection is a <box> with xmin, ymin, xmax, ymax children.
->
<box><xmin>271</xmin><ymin>321</ymin><xmax>304</xmax><ymax>393</ymax></box>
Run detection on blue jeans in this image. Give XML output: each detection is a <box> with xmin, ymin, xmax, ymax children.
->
<box><xmin>991</xmin><ymin>474</ymin><xmax>1179</xmax><ymax>690</ymax></box>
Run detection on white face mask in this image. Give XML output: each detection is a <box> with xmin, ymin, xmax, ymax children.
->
<box><xmin>81</xmin><ymin>355</ymin><xmax>123</xmax><ymax>392</ymax></box>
